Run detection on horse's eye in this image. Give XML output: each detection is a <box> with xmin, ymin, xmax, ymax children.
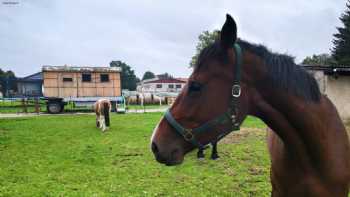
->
<box><xmin>188</xmin><ymin>81</ymin><xmax>202</xmax><ymax>92</ymax></box>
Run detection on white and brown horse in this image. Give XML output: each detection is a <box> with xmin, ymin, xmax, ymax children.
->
<box><xmin>94</xmin><ymin>99</ymin><xmax>111</xmax><ymax>132</ymax></box>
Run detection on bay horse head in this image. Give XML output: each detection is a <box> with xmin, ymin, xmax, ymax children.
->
<box><xmin>150</xmin><ymin>13</ymin><xmax>350</xmax><ymax>197</ymax></box>
<box><xmin>151</xmin><ymin>14</ymin><xmax>252</xmax><ymax>165</ymax></box>
<box><xmin>150</xmin><ymin>14</ymin><xmax>322</xmax><ymax>166</ymax></box>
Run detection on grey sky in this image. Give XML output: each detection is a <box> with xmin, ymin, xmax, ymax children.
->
<box><xmin>0</xmin><ymin>0</ymin><xmax>346</xmax><ymax>78</ymax></box>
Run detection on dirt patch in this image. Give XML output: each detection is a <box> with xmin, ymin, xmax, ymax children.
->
<box><xmin>248</xmin><ymin>166</ymin><xmax>265</xmax><ymax>175</ymax></box>
<box><xmin>219</xmin><ymin>127</ymin><xmax>266</xmax><ymax>144</ymax></box>
<box><xmin>221</xmin><ymin>124</ymin><xmax>350</xmax><ymax>145</ymax></box>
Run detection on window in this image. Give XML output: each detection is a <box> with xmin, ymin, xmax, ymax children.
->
<box><xmin>168</xmin><ymin>84</ymin><xmax>174</xmax><ymax>88</ymax></box>
<box><xmin>63</xmin><ymin>77</ymin><xmax>73</xmax><ymax>82</ymax></box>
<box><xmin>100</xmin><ymin>74</ymin><xmax>109</xmax><ymax>82</ymax></box>
<box><xmin>82</xmin><ymin>73</ymin><xmax>91</xmax><ymax>82</ymax></box>
<box><xmin>176</xmin><ymin>84</ymin><xmax>182</xmax><ymax>88</ymax></box>
<box><xmin>156</xmin><ymin>84</ymin><xmax>162</xmax><ymax>88</ymax></box>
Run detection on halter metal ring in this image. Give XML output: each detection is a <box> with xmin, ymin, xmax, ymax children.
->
<box><xmin>232</xmin><ymin>85</ymin><xmax>241</xmax><ymax>97</ymax></box>
<box><xmin>183</xmin><ymin>129</ymin><xmax>194</xmax><ymax>141</ymax></box>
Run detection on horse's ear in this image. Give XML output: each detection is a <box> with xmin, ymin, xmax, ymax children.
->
<box><xmin>220</xmin><ymin>14</ymin><xmax>237</xmax><ymax>49</ymax></box>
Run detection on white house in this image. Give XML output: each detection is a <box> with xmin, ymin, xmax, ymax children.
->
<box><xmin>303</xmin><ymin>65</ymin><xmax>350</xmax><ymax>121</ymax></box>
<box><xmin>137</xmin><ymin>78</ymin><xmax>187</xmax><ymax>93</ymax></box>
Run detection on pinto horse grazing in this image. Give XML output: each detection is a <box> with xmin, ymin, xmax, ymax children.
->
<box><xmin>94</xmin><ymin>99</ymin><xmax>111</xmax><ymax>132</ymax></box>
<box><xmin>151</xmin><ymin>14</ymin><xmax>350</xmax><ymax>196</ymax></box>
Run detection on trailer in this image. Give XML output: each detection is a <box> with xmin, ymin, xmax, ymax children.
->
<box><xmin>42</xmin><ymin>65</ymin><xmax>125</xmax><ymax>113</ymax></box>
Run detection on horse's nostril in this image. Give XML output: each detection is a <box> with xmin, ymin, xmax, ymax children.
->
<box><xmin>151</xmin><ymin>142</ymin><xmax>159</xmax><ymax>154</ymax></box>
<box><xmin>171</xmin><ymin>148</ymin><xmax>180</xmax><ymax>160</ymax></box>
<box><xmin>171</xmin><ymin>148</ymin><xmax>179</xmax><ymax>156</ymax></box>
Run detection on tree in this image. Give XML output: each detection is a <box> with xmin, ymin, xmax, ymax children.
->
<box><xmin>301</xmin><ymin>54</ymin><xmax>335</xmax><ymax>66</ymax></box>
<box><xmin>0</xmin><ymin>68</ymin><xmax>17</xmax><ymax>97</ymax></box>
<box><xmin>157</xmin><ymin>73</ymin><xmax>173</xmax><ymax>79</ymax></box>
<box><xmin>142</xmin><ymin>71</ymin><xmax>155</xmax><ymax>80</ymax></box>
<box><xmin>190</xmin><ymin>30</ymin><xmax>220</xmax><ymax>67</ymax></box>
<box><xmin>332</xmin><ymin>0</ymin><xmax>350</xmax><ymax>66</ymax></box>
<box><xmin>109</xmin><ymin>61</ymin><xmax>139</xmax><ymax>91</ymax></box>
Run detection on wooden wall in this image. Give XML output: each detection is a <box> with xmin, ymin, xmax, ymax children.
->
<box><xmin>43</xmin><ymin>71</ymin><xmax>121</xmax><ymax>97</ymax></box>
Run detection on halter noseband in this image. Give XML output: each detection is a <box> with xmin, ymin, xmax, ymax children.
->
<box><xmin>164</xmin><ymin>43</ymin><xmax>242</xmax><ymax>149</ymax></box>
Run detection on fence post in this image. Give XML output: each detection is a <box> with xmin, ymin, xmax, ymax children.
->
<box><xmin>35</xmin><ymin>98</ymin><xmax>40</xmax><ymax>114</ymax></box>
<box><xmin>22</xmin><ymin>98</ymin><xmax>28</xmax><ymax>113</ymax></box>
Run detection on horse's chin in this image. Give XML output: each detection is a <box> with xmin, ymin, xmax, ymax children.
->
<box><xmin>154</xmin><ymin>149</ymin><xmax>185</xmax><ymax>166</ymax></box>
<box><xmin>164</xmin><ymin>158</ymin><xmax>184</xmax><ymax>166</ymax></box>
<box><xmin>158</xmin><ymin>158</ymin><xmax>183</xmax><ymax>166</ymax></box>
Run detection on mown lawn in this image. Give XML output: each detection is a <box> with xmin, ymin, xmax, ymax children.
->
<box><xmin>0</xmin><ymin>113</ymin><xmax>271</xmax><ymax>196</ymax></box>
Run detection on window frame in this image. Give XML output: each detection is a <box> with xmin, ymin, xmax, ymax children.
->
<box><xmin>62</xmin><ymin>77</ymin><xmax>73</xmax><ymax>82</ymax></box>
<box><xmin>100</xmin><ymin>74</ymin><xmax>110</xmax><ymax>82</ymax></box>
<box><xmin>82</xmin><ymin>73</ymin><xmax>92</xmax><ymax>82</ymax></box>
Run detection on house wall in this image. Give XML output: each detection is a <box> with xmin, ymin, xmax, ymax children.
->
<box><xmin>17</xmin><ymin>82</ymin><xmax>42</xmax><ymax>96</ymax></box>
<box><xmin>311</xmin><ymin>70</ymin><xmax>327</xmax><ymax>93</ymax></box>
<box><xmin>325</xmin><ymin>76</ymin><xmax>350</xmax><ymax>121</ymax></box>
<box><xmin>137</xmin><ymin>82</ymin><xmax>185</xmax><ymax>93</ymax></box>
<box><xmin>43</xmin><ymin>71</ymin><xmax>121</xmax><ymax>98</ymax></box>
<box><xmin>308</xmin><ymin>70</ymin><xmax>350</xmax><ymax>121</ymax></box>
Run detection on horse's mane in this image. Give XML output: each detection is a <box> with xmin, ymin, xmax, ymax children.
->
<box><xmin>195</xmin><ymin>39</ymin><xmax>321</xmax><ymax>102</ymax></box>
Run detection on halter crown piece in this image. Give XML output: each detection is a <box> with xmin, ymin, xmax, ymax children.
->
<box><xmin>164</xmin><ymin>43</ymin><xmax>242</xmax><ymax>149</ymax></box>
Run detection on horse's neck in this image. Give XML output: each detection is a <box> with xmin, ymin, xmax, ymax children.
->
<box><xmin>253</xmin><ymin>88</ymin><xmax>349</xmax><ymax>167</ymax></box>
<box><xmin>242</xmin><ymin>57</ymin><xmax>327</xmax><ymax>152</ymax></box>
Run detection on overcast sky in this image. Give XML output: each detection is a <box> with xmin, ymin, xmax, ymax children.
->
<box><xmin>0</xmin><ymin>0</ymin><xmax>347</xmax><ymax>78</ymax></box>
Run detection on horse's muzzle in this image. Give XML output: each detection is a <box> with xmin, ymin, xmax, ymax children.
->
<box><xmin>151</xmin><ymin>141</ymin><xmax>184</xmax><ymax>166</ymax></box>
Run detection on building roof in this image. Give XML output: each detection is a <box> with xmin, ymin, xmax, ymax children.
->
<box><xmin>302</xmin><ymin>65</ymin><xmax>350</xmax><ymax>76</ymax></box>
<box><xmin>142</xmin><ymin>77</ymin><xmax>159</xmax><ymax>83</ymax></box>
<box><xmin>42</xmin><ymin>65</ymin><xmax>121</xmax><ymax>73</ymax></box>
<box><xmin>17</xmin><ymin>72</ymin><xmax>43</xmax><ymax>82</ymax></box>
<box><xmin>143</xmin><ymin>78</ymin><xmax>187</xmax><ymax>84</ymax></box>
<box><xmin>176</xmin><ymin>78</ymin><xmax>188</xmax><ymax>82</ymax></box>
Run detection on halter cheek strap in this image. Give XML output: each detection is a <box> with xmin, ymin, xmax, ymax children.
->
<box><xmin>164</xmin><ymin>109</ymin><xmax>232</xmax><ymax>148</ymax></box>
<box><xmin>163</xmin><ymin>43</ymin><xmax>243</xmax><ymax>149</ymax></box>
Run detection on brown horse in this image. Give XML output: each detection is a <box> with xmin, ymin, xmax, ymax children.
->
<box><xmin>94</xmin><ymin>99</ymin><xmax>111</xmax><ymax>132</ymax></box>
<box><xmin>151</xmin><ymin>14</ymin><xmax>350</xmax><ymax>196</ymax></box>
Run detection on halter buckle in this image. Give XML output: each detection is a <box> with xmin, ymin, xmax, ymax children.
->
<box><xmin>232</xmin><ymin>85</ymin><xmax>241</xmax><ymax>97</ymax></box>
<box><xmin>183</xmin><ymin>129</ymin><xmax>194</xmax><ymax>141</ymax></box>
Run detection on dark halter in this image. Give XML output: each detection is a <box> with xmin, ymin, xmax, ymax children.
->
<box><xmin>164</xmin><ymin>43</ymin><xmax>242</xmax><ymax>149</ymax></box>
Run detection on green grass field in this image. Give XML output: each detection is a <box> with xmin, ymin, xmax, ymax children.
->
<box><xmin>0</xmin><ymin>113</ymin><xmax>271</xmax><ymax>196</ymax></box>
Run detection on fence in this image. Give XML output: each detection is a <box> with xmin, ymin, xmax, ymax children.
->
<box><xmin>0</xmin><ymin>97</ymin><xmax>46</xmax><ymax>113</ymax></box>
<box><xmin>0</xmin><ymin>97</ymin><xmax>169</xmax><ymax>114</ymax></box>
